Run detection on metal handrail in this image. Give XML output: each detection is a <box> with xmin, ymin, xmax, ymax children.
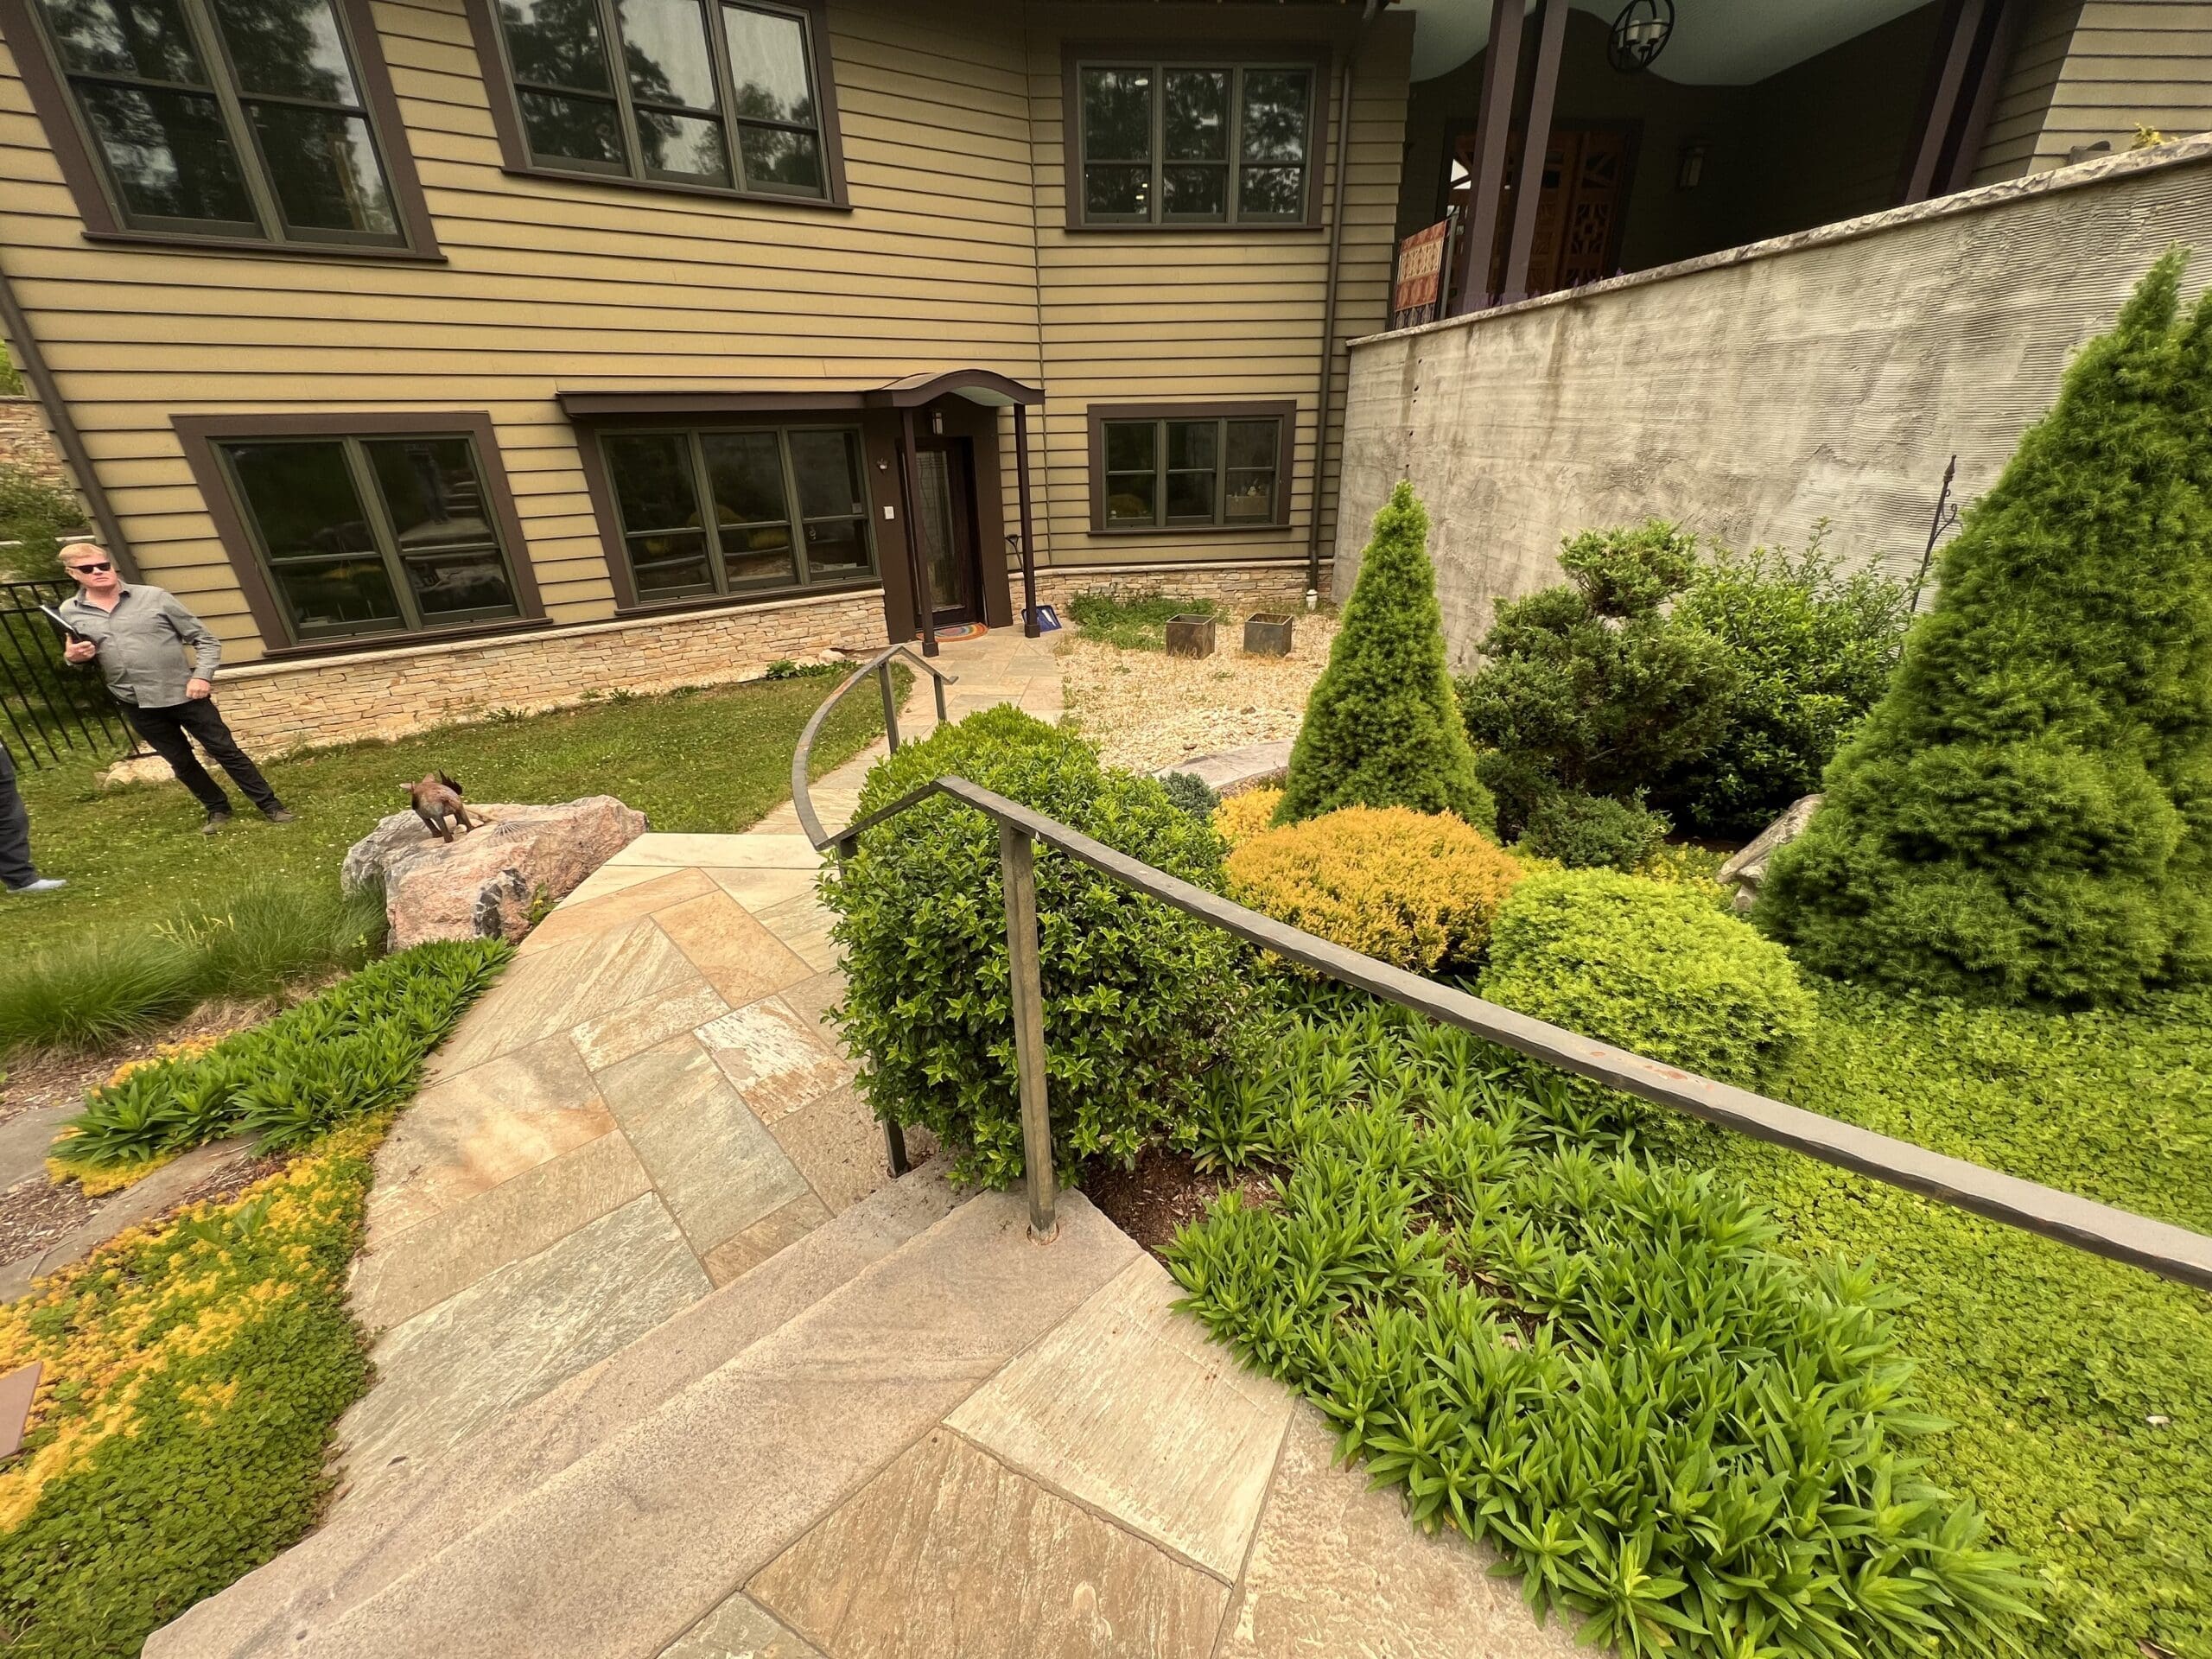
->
<box><xmin>788</xmin><ymin>644</ymin><xmax>956</xmax><ymax>851</ymax></box>
<box><xmin>794</xmin><ymin>742</ymin><xmax>2212</xmax><ymax>1286</ymax></box>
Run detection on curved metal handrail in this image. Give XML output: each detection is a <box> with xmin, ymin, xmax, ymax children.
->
<box><xmin>789</xmin><ymin>644</ymin><xmax>957</xmax><ymax>851</ymax></box>
<box><xmin>798</xmin><ymin>751</ymin><xmax>2212</xmax><ymax>1290</ymax></box>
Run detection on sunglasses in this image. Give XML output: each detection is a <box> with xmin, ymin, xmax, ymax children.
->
<box><xmin>67</xmin><ymin>561</ymin><xmax>113</xmax><ymax>574</ymax></box>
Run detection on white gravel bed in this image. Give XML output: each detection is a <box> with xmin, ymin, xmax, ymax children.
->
<box><xmin>1058</xmin><ymin>609</ymin><xmax>1338</xmax><ymax>774</ymax></box>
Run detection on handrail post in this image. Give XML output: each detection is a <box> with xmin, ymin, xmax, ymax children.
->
<box><xmin>998</xmin><ymin>817</ymin><xmax>1056</xmax><ymax>1242</ymax></box>
<box><xmin>878</xmin><ymin>660</ymin><xmax>901</xmax><ymax>753</ymax></box>
<box><xmin>932</xmin><ymin>671</ymin><xmax>949</xmax><ymax>727</ymax></box>
<box><xmin>884</xmin><ymin>1118</ymin><xmax>911</xmax><ymax>1177</ymax></box>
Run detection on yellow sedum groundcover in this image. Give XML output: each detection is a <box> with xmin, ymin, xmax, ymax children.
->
<box><xmin>0</xmin><ymin>1117</ymin><xmax>385</xmax><ymax>1657</ymax></box>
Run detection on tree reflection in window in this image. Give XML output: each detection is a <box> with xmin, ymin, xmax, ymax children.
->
<box><xmin>493</xmin><ymin>0</ymin><xmax>827</xmax><ymax>195</ymax></box>
<box><xmin>32</xmin><ymin>0</ymin><xmax>402</xmax><ymax>242</ymax></box>
<box><xmin>1076</xmin><ymin>59</ymin><xmax>1313</xmax><ymax>226</ymax></box>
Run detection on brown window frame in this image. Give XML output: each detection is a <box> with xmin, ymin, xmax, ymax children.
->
<box><xmin>461</xmin><ymin>0</ymin><xmax>849</xmax><ymax>211</ymax></box>
<box><xmin>1086</xmin><ymin>402</ymin><xmax>1295</xmax><ymax>535</ymax></box>
<box><xmin>0</xmin><ymin>0</ymin><xmax>442</xmax><ymax>260</ymax></box>
<box><xmin>1062</xmin><ymin>41</ymin><xmax>1329</xmax><ymax>232</ymax></box>
<box><xmin>175</xmin><ymin>410</ymin><xmax>545</xmax><ymax>658</ymax></box>
<box><xmin>576</xmin><ymin>415</ymin><xmax>883</xmax><ymax>613</ymax></box>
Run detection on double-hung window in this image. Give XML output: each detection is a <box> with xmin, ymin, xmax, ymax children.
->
<box><xmin>21</xmin><ymin>0</ymin><xmax>410</xmax><ymax>245</ymax></box>
<box><xmin>490</xmin><ymin>0</ymin><xmax>833</xmax><ymax>199</ymax></box>
<box><xmin>215</xmin><ymin>432</ymin><xmax>525</xmax><ymax>640</ymax></box>
<box><xmin>1073</xmin><ymin>55</ymin><xmax>1317</xmax><ymax>226</ymax></box>
<box><xmin>600</xmin><ymin>425</ymin><xmax>874</xmax><ymax>604</ymax></box>
<box><xmin>1096</xmin><ymin>408</ymin><xmax>1289</xmax><ymax>531</ymax></box>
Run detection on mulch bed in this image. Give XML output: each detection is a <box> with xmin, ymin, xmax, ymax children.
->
<box><xmin>1080</xmin><ymin>1143</ymin><xmax>1274</xmax><ymax>1258</ymax></box>
<box><xmin>0</xmin><ymin>1175</ymin><xmax>98</xmax><ymax>1264</ymax></box>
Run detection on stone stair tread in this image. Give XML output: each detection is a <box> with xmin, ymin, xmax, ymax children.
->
<box><xmin>217</xmin><ymin>1190</ymin><xmax>1137</xmax><ymax>1659</ymax></box>
<box><xmin>149</xmin><ymin>1157</ymin><xmax>966</xmax><ymax>1659</ymax></box>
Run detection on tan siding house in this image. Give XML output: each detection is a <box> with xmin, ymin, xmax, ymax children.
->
<box><xmin>1974</xmin><ymin>0</ymin><xmax>2212</xmax><ymax>181</ymax></box>
<box><xmin>0</xmin><ymin>0</ymin><xmax>1411</xmax><ymax>746</ymax></box>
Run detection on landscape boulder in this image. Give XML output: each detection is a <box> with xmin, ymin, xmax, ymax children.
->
<box><xmin>1718</xmin><ymin>793</ymin><xmax>1821</xmax><ymax>914</ymax></box>
<box><xmin>342</xmin><ymin>796</ymin><xmax>648</xmax><ymax>949</ymax></box>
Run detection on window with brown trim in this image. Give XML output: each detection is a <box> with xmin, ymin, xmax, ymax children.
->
<box><xmin>467</xmin><ymin>0</ymin><xmax>845</xmax><ymax>206</ymax></box>
<box><xmin>175</xmin><ymin>412</ymin><xmax>542</xmax><ymax>651</ymax></box>
<box><xmin>1065</xmin><ymin>47</ymin><xmax>1323</xmax><ymax>229</ymax></box>
<box><xmin>1089</xmin><ymin>404</ymin><xmax>1293</xmax><ymax>532</ymax></box>
<box><xmin>0</xmin><ymin>0</ymin><xmax>438</xmax><ymax>254</ymax></box>
<box><xmin>599</xmin><ymin>423</ymin><xmax>875</xmax><ymax>603</ymax></box>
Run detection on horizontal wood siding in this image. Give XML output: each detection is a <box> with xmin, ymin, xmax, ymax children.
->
<box><xmin>1973</xmin><ymin>0</ymin><xmax>2212</xmax><ymax>183</ymax></box>
<box><xmin>0</xmin><ymin>0</ymin><xmax>1407</xmax><ymax>661</ymax></box>
<box><xmin>1024</xmin><ymin>6</ymin><xmax>1411</xmax><ymax>578</ymax></box>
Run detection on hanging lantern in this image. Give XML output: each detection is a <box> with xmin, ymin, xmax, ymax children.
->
<box><xmin>1607</xmin><ymin>0</ymin><xmax>1674</xmax><ymax>73</ymax></box>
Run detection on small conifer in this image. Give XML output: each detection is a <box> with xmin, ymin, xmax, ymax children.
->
<box><xmin>1758</xmin><ymin>251</ymin><xmax>2212</xmax><ymax>1004</ymax></box>
<box><xmin>1276</xmin><ymin>481</ymin><xmax>1495</xmax><ymax>832</ymax></box>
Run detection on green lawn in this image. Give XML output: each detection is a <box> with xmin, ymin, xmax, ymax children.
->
<box><xmin>5</xmin><ymin>672</ymin><xmax>892</xmax><ymax>958</ymax></box>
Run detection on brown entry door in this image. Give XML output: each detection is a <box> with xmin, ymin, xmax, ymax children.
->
<box><xmin>912</xmin><ymin>439</ymin><xmax>980</xmax><ymax>625</ymax></box>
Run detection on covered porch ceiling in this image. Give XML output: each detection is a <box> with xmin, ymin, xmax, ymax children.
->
<box><xmin>1402</xmin><ymin>0</ymin><xmax>1932</xmax><ymax>84</ymax></box>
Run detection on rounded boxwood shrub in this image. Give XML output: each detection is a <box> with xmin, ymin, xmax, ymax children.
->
<box><xmin>827</xmin><ymin>708</ymin><xmax>1243</xmax><ymax>1187</ymax></box>
<box><xmin>1226</xmin><ymin>805</ymin><xmax>1524</xmax><ymax>975</ymax></box>
<box><xmin>1516</xmin><ymin>788</ymin><xmax>1669</xmax><ymax>872</ymax></box>
<box><xmin>1481</xmin><ymin>868</ymin><xmax>1815</xmax><ymax>1090</ymax></box>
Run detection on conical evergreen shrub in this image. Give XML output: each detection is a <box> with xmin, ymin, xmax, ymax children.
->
<box><xmin>1758</xmin><ymin>251</ymin><xmax>2212</xmax><ymax>1005</ymax></box>
<box><xmin>1276</xmin><ymin>481</ymin><xmax>1495</xmax><ymax>832</ymax></box>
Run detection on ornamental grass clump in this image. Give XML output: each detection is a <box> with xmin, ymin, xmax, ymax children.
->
<box><xmin>1225</xmin><ymin>805</ymin><xmax>1523</xmax><ymax>975</ymax></box>
<box><xmin>1276</xmin><ymin>482</ymin><xmax>1493</xmax><ymax>832</ymax></box>
<box><xmin>55</xmin><ymin>938</ymin><xmax>508</xmax><ymax>1170</ymax></box>
<box><xmin>826</xmin><ymin>707</ymin><xmax>1243</xmax><ymax>1187</ymax></box>
<box><xmin>1482</xmin><ymin>868</ymin><xmax>1814</xmax><ymax>1097</ymax></box>
<box><xmin>1758</xmin><ymin>252</ymin><xmax>2212</xmax><ymax>1005</ymax></box>
<box><xmin>1168</xmin><ymin>1007</ymin><xmax>2036</xmax><ymax>1659</ymax></box>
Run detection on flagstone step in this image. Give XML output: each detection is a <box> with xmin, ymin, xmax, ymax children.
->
<box><xmin>189</xmin><ymin>1189</ymin><xmax>1138</xmax><ymax>1659</ymax></box>
<box><xmin>147</xmin><ymin>1157</ymin><xmax>968</xmax><ymax>1659</ymax></box>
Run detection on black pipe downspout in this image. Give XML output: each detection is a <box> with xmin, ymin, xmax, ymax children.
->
<box><xmin>0</xmin><ymin>251</ymin><xmax>135</xmax><ymax>577</ymax></box>
<box><xmin>1306</xmin><ymin>0</ymin><xmax>1376</xmax><ymax>607</ymax></box>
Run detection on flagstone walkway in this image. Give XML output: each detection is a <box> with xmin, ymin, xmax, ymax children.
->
<box><xmin>158</xmin><ymin>624</ymin><xmax>1577</xmax><ymax>1657</ymax></box>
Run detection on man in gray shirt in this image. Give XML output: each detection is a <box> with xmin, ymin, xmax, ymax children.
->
<box><xmin>58</xmin><ymin>543</ymin><xmax>292</xmax><ymax>834</ymax></box>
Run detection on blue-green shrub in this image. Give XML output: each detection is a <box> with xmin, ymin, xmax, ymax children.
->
<box><xmin>825</xmin><ymin>708</ymin><xmax>1243</xmax><ymax>1187</ymax></box>
<box><xmin>1516</xmin><ymin>789</ymin><xmax>1669</xmax><ymax>871</ymax></box>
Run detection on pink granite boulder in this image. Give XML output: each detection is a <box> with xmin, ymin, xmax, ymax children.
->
<box><xmin>342</xmin><ymin>796</ymin><xmax>649</xmax><ymax>949</ymax></box>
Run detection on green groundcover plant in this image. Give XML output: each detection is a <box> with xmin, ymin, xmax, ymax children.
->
<box><xmin>826</xmin><ymin>708</ymin><xmax>1243</xmax><ymax>1187</ymax></box>
<box><xmin>1169</xmin><ymin>1006</ymin><xmax>2037</xmax><ymax>1659</ymax></box>
<box><xmin>1065</xmin><ymin>588</ymin><xmax>1224</xmax><ymax>652</ymax></box>
<box><xmin>1277</xmin><ymin>482</ymin><xmax>1493</xmax><ymax>832</ymax></box>
<box><xmin>58</xmin><ymin>938</ymin><xmax>509</xmax><ymax>1168</ymax></box>
<box><xmin>1758</xmin><ymin>252</ymin><xmax>2212</xmax><ymax>1006</ymax></box>
<box><xmin>0</xmin><ymin>1118</ymin><xmax>385</xmax><ymax>1657</ymax></box>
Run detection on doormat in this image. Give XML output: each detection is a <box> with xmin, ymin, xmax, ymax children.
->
<box><xmin>934</xmin><ymin>622</ymin><xmax>988</xmax><ymax>642</ymax></box>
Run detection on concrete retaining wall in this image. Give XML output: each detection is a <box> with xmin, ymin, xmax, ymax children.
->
<box><xmin>1333</xmin><ymin>136</ymin><xmax>2212</xmax><ymax>665</ymax></box>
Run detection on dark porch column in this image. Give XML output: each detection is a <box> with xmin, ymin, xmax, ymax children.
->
<box><xmin>1447</xmin><ymin>0</ymin><xmax>1524</xmax><ymax>316</ymax></box>
<box><xmin>1014</xmin><ymin>402</ymin><xmax>1039</xmax><ymax>639</ymax></box>
<box><xmin>897</xmin><ymin>405</ymin><xmax>939</xmax><ymax>659</ymax></box>
<box><xmin>1498</xmin><ymin>0</ymin><xmax>1567</xmax><ymax>305</ymax></box>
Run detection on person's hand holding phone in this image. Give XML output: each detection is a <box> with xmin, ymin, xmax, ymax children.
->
<box><xmin>63</xmin><ymin>639</ymin><xmax>96</xmax><ymax>664</ymax></box>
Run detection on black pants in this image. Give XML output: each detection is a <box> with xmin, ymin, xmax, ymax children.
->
<box><xmin>0</xmin><ymin>742</ymin><xmax>38</xmax><ymax>889</ymax></box>
<box><xmin>124</xmin><ymin>699</ymin><xmax>282</xmax><ymax>816</ymax></box>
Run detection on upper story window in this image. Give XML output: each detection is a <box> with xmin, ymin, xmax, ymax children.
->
<box><xmin>598</xmin><ymin>424</ymin><xmax>875</xmax><ymax>604</ymax></box>
<box><xmin>1090</xmin><ymin>404</ymin><xmax>1293</xmax><ymax>532</ymax></box>
<box><xmin>215</xmin><ymin>430</ymin><xmax>525</xmax><ymax>640</ymax></box>
<box><xmin>1070</xmin><ymin>54</ymin><xmax>1319</xmax><ymax>228</ymax></box>
<box><xmin>486</xmin><ymin>0</ymin><xmax>836</xmax><ymax>200</ymax></box>
<box><xmin>20</xmin><ymin>0</ymin><xmax>416</xmax><ymax>247</ymax></box>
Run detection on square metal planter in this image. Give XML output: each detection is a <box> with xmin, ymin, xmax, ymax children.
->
<box><xmin>1243</xmin><ymin>612</ymin><xmax>1295</xmax><ymax>657</ymax></box>
<box><xmin>1165</xmin><ymin>614</ymin><xmax>1217</xmax><ymax>658</ymax></box>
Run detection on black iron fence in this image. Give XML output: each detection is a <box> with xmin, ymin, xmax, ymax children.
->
<box><xmin>1</xmin><ymin>575</ymin><xmax>132</xmax><ymax>769</ymax></box>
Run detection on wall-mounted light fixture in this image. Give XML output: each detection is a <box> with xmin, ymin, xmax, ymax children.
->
<box><xmin>1677</xmin><ymin>139</ymin><xmax>1707</xmax><ymax>190</ymax></box>
<box><xmin>929</xmin><ymin>408</ymin><xmax>945</xmax><ymax>436</ymax></box>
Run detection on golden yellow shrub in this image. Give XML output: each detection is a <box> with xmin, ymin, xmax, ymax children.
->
<box><xmin>1225</xmin><ymin>805</ymin><xmax>1524</xmax><ymax>973</ymax></box>
<box><xmin>1212</xmin><ymin>786</ymin><xmax>1285</xmax><ymax>849</ymax></box>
